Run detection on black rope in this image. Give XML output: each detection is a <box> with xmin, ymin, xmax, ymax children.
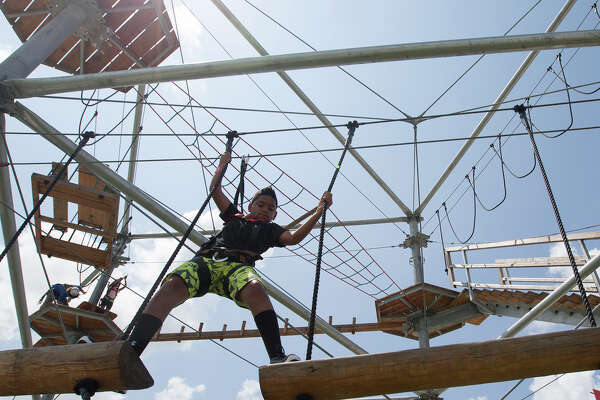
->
<box><xmin>443</xmin><ymin>168</ymin><xmax>477</xmax><ymax>244</ymax></box>
<box><xmin>306</xmin><ymin>121</ymin><xmax>358</xmax><ymax>360</ymax></box>
<box><xmin>515</xmin><ymin>104</ymin><xmax>596</xmax><ymax>327</ymax></box>
<box><xmin>490</xmin><ymin>140</ymin><xmax>537</xmax><ymax>179</ymax></box>
<box><xmin>233</xmin><ymin>155</ymin><xmax>248</xmax><ymax>213</ymax></box>
<box><xmin>436</xmin><ymin>210</ymin><xmax>448</xmax><ymax>274</ymax></box>
<box><xmin>121</xmin><ymin>130</ymin><xmax>239</xmax><ymax>340</ymax></box>
<box><xmin>467</xmin><ymin>142</ymin><xmax>507</xmax><ymax>212</ymax></box>
<box><xmin>531</xmin><ymin>54</ymin><xmax>574</xmax><ymax>139</ymax></box>
<box><xmin>0</xmin><ymin>131</ymin><xmax>95</xmax><ymax>264</ymax></box>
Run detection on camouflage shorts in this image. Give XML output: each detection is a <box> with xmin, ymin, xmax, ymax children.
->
<box><xmin>164</xmin><ymin>256</ymin><xmax>263</xmax><ymax>308</ymax></box>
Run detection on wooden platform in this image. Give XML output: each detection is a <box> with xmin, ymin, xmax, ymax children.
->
<box><xmin>32</xmin><ymin>172</ymin><xmax>120</xmax><ymax>269</ymax></box>
<box><xmin>259</xmin><ymin>327</ymin><xmax>600</xmax><ymax>399</ymax></box>
<box><xmin>30</xmin><ymin>302</ymin><xmax>121</xmax><ymax>346</ymax></box>
<box><xmin>1</xmin><ymin>0</ymin><xmax>179</xmax><ymax>82</ymax></box>
<box><xmin>375</xmin><ymin>283</ymin><xmax>487</xmax><ymax>340</ymax></box>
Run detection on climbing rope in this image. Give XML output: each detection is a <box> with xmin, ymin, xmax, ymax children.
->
<box><xmin>121</xmin><ymin>130</ymin><xmax>239</xmax><ymax>340</ymax></box>
<box><xmin>306</xmin><ymin>120</ymin><xmax>358</xmax><ymax>360</ymax></box>
<box><xmin>233</xmin><ymin>155</ymin><xmax>248</xmax><ymax>212</ymax></box>
<box><xmin>515</xmin><ymin>104</ymin><xmax>596</xmax><ymax>327</ymax></box>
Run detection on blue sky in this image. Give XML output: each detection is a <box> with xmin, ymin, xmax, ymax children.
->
<box><xmin>2</xmin><ymin>1</ymin><xmax>600</xmax><ymax>399</ymax></box>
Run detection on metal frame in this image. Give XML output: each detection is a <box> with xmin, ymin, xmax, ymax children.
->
<box><xmin>0</xmin><ymin>5</ymin><xmax>595</xmax><ymax>394</ymax></box>
<box><xmin>5</xmin><ymin>30</ymin><xmax>599</xmax><ymax>98</ymax></box>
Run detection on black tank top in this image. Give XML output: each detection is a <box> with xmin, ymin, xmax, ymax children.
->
<box><xmin>210</xmin><ymin>203</ymin><xmax>287</xmax><ymax>255</ymax></box>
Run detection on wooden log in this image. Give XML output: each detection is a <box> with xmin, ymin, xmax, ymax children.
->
<box><xmin>0</xmin><ymin>341</ymin><xmax>153</xmax><ymax>396</ymax></box>
<box><xmin>259</xmin><ymin>327</ymin><xmax>600</xmax><ymax>400</ymax></box>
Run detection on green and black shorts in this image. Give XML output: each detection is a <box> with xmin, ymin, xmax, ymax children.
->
<box><xmin>163</xmin><ymin>256</ymin><xmax>263</xmax><ymax>308</ymax></box>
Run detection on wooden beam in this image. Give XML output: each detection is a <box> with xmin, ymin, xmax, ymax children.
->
<box><xmin>259</xmin><ymin>327</ymin><xmax>600</xmax><ymax>400</ymax></box>
<box><xmin>154</xmin><ymin>320</ymin><xmax>404</xmax><ymax>342</ymax></box>
<box><xmin>0</xmin><ymin>341</ymin><xmax>153</xmax><ymax>395</ymax></box>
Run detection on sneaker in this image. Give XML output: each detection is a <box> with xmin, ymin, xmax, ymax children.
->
<box><xmin>76</xmin><ymin>335</ymin><xmax>94</xmax><ymax>344</ymax></box>
<box><xmin>270</xmin><ymin>353</ymin><xmax>301</xmax><ymax>364</ymax></box>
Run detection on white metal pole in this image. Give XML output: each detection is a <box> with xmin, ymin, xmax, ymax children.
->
<box><xmin>6</xmin><ymin>29</ymin><xmax>599</xmax><ymax>98</ymax></box>
<box><xmin>122</xmin><ymin>84</ymin><xmax>146</xmax><ymax>233</ymax></box>
<box><xmin>128</xmin><ymin>215</ymin><xmax>412</xmax><ymax>239</ymax></box>
<box><xmin>0</xmin><ymin>114</ymin><xmax>33</xmax><ymax>349</ymax></box>
<box><xmin>415</xmin><ymin>0</ymin><xmax>578</xmax><ymax>216</ymax></box>
<box><xmin>10</xmin><ymin>102</ymin><xmax>368</xmax><ymax>356</ymax></box>
<box><xmin>500</xmin><ymin>252</ymin><xmax>600</xmax><ymax>338</ymax></box>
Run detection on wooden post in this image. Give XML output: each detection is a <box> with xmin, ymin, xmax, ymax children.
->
<box><xmin>0</xmin><ymin>341</ymin><xmax>153</xmax><ymax>395</ymax></box>
<box><xmin>177</xmin><ymin>326</ymin><xmax>185</xmax><ymax>343</ymax></box>
<box><xmin>259</xmin><ymin>327</ymin><xmax>600</xmax><ymax>400</ymax></box>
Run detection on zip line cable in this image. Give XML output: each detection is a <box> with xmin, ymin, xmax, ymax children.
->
<box><xmin>39</xmin><ymin>78</ymin><xmax>600</xmax><ymax>123</ymax></box>
<box><xmin>243</xmin><ymin>0</ymin><xmax>411</xmax><ymax>119</ymax></box>
<box><xmin>11</xmin><ymin>95</ymin><xmax>600</xmax><ymax>140</ymax></box>
<box><xmin>421</xmin><ymin>0</ymin><xmax>543</xmax><ymax>116</ymax></box>
<box><xmin>306</xmin><ymin>121</ymin><xmax>357</xmax><ymax>360</ymax></box>
<box><xmin>515</xmin><ymin>104</ymin><xmax>596</xmax><ymax>328</ymax></box>
<box><xmin>5</xmin><ymin>124</ymin><xmax>600</xmax><ymax>163</ymax></box>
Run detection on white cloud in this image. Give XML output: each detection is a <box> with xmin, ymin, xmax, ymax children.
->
<box><xmin>0</xmin><ymin>272</ymin><xmax>17</xmax><ymax>340</ymax></box>
<box><xmin>91</xmin><ymin>392</ymin><xmax>126</xmax><ymax>400</ymax></box>
<box><xmin>165</xmin><ymin>3</ymin><xmax>206</xmax><ymax>53</ymax></box>
<box><xmin>529</xmin><ymin>371</ymin><xmax>600</xmax><ymax>400</ymax></box>
<box><xmin>468</xmin><ymin>396</ymin><xmax>488</xmax><ymax>400</ymax></box>
<box><xmin>522</xmin><ymin>320</ymin><xmax>563</xmax><ymax>336</ymax></box>
<box><xmin>236</xmin><ymin>379</ymin><xmax>263</xmax><ymax>400</ymax></box>
<box><xmin>548</xmin><ymin>243</ymin><xmax>577</xmax><ymax>277</ymax></box>
<box><xmin>183</xmin><ymin>208</ymin><xmax>222</xmax><ymax>232</ymax></box>
<box><xmin>155</xmin><ymin>376</ymin><xmax>206</xmax><ymax>400</ymax></box>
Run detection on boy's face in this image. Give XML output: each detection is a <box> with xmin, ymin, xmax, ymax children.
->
<box><xmin>248</xmin><ymin>194</ymin><xmax>277</xmax><ymax>222</ymax></box>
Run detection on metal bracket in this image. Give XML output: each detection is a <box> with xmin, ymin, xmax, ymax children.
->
<box><xmin>402</xmin><ymin>232</ymin><xmax>430</xmax><ymax>249</ymax></box>
<box><xmin>49</xmin><ymin>0</ymin><xmax>109</xmax><ymax>48</ymax></box>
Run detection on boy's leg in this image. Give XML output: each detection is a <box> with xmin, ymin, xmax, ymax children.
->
<box><xmin>128</xmin><ymin>276</ymin><xmax>188</xmax><ymax>355</ymax></box>
<box><xmin>238</xmin><ymin>281</ymin><xmax>292</xmax><ymax>362</ymax></box>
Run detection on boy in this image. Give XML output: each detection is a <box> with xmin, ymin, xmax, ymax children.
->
<box><xmin>128</xmin><ymin>152</ymin><xmax>332</xmax><ymax>363</ymax></box>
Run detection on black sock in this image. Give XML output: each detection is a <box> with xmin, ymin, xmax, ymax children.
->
<box><xmin>128</xmin><ymin>313</ymin><xmax>163</xmax><ymax>356</ymax></box>
<box><xmin>254</xmin><ymin>309</ymin><xmax>284</xmax><ymax>358</ymax></box>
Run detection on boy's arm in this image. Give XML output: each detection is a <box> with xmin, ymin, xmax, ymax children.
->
<box><xmin>279</xmin><ymin>192</ymin><xmax>332</xmax><ymax>246</ymax></box>
<box><xmin>210</xmin><ymin>152</ymin><xmax>233</xmax><ymax>213</ymax></box>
